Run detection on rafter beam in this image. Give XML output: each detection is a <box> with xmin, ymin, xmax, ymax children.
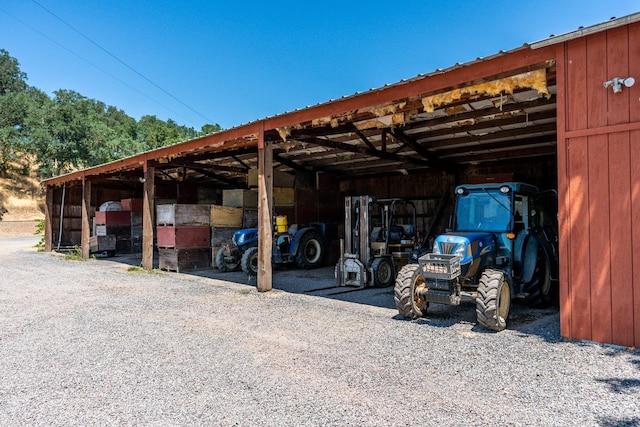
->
<box><xmin>422</xmin><ymin>122</ymin><xmax>557</xmax><ymax>150</ymax></box>
<box><xmin>298</xmin><ymin>136</ymin><xmax>432</xmax><ymax>167</ymax></box>
<box><xmin>352</xmin><ymin>126</ymin><xmax>378</xmax><ymax>152</ymax></box>
<box><xmin>187</xmin><ymin>166</ymin><xmax>247</xmax><ymax>187</ymax></box>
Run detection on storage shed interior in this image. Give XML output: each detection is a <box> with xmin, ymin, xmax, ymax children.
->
<box><xmin>47</xmin><ymin>58</ymin><xmax>558</xmax><ymax>250</ymax></box>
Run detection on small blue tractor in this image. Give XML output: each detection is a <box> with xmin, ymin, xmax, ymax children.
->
<box><xmin>215</xmin><ymin>216</ymin><xmax>326</xmax><ymax>275</ymax></box>
<box><xmin>394</xmin><ymin>182</ymin><xmax>558</xmax><ymax>331</ymax></box>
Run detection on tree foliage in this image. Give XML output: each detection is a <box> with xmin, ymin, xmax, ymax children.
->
<box><xmin>0</xmin><ymin>49</ymin><xmax>222</xmax><ymax>178</ymax></box>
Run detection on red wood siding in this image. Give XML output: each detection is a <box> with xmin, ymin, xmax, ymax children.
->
<box><xmin>557</xmin><ymin>22</ymin><xmax>640</xmax><ymax>347</ymax></box>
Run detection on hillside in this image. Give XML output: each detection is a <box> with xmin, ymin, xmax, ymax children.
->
<box><xmin>0</xmin><ymin>160</ymin><xmax>45</xmax><ymax>236</ymax></box>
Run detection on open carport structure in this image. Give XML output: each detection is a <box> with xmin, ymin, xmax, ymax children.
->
<box><xmin>44</xmin><ymin>13</ymin><xmax>640</xmax><ymax>348</ymax></box>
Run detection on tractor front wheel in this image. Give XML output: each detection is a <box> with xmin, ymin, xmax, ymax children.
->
<box><xmin>394</xmin><ymin>264</ymin><xmax>428</xmax><ymax>319</ymax></box>
<box><xmin>241</xmin><ymin>247</ymin><xmax>259</xmax><ymax>276</ymax></box>
<box><xmin>476</xmin><ymin>269</ymin><xmax>511</xmax><ymax>331</ymax></box>
<box><xmin>215</xmin><ymin>247</ymin><xmax>239</xmax><ymax>272</ymax></box>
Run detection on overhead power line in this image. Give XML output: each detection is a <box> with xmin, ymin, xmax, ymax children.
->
<box><xmin>32</xmin><ymin>0</ymin><xmax>216</xmax><ymax>125</ymax></box>
<box><xmin>0</xmin><ymin>5</ymin><xmax>197</xmax><ymax>125</ymax></box>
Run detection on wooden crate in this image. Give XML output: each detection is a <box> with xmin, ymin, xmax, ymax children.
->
<box><xmin>210</xmin><ymin>205</ymin><xmax>243</xmax><ymax>227</ymax></box>
<box><xmin>211</xmin><ymin>226</ymin><xmax>236</xmax><ymax>248</ymax></box>
<box><xmin>96</xmin><ymin>225</ymin><xmax>131</xmax><ymax>238</ymax></box>
<box><xmin>243</xmin><ymin>208</ymin><xmax>258</xmax><ymax>228</ymax></box>
<box><xmin>222</xmin><ymin>189</ymin><xmax>258</xmax><ymax>208</ymax></box>
<box><xmin>156</xmin><ymin>225</ymin><xmax>211</xmax><ymax>249</ymax></box>
<box><xmin>159</xmin><ymin>247</ymin><xmax>212</xmax><ymax>272</ymax></box>
<box><xmin>156</xmin><ymin>204</ymin><xmax>210</xmax><ymax>226</ymax></box>
<box><xmin>89</xmin><ymin>235</ymin><xmax>116</xmax><ymax>253</ymax></box>
<box><xmin>95</xmin><ymin>210</ymin><xmax>131</xmax><ymax>226</ymax></box>
<box><xmin>274</xmin><ymin>187</ymin><xmax>295</xmax><ymax>207</ymax></box>
<box><xmin>121</xmin><ymin>198</ymin><xmax>143</xmax><ymax>213</ymax></box>
<box><xmin>248</xmin><ymin>169</ymin><xmax>295</xmax><ymax>188</ymax></box>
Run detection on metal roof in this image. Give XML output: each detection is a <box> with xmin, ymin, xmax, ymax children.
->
<box><xmin>44</xmin><ymin>12</ymin><xmax>638</xmax><ymax>188</ymax></box>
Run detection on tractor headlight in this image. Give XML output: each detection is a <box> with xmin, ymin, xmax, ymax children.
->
<box><xmin>432</xmin><ymin>243</ymin><xmax>441</xmax><ymax>254</ymax></box>
<box><xmin>454</xmin><ymin>243</ymin><xmax>467</xmax><ymax>258</ymax></box>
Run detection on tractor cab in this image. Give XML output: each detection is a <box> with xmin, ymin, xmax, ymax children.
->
<box><xmin>434</xmin><ymin>182</ymin><xmax>542</xmax><ymax>284</ymax></box>
<box><xmin>395</xmin><ymin>182</ymin><xmax>559</xmax><ymax>331</ymax></box>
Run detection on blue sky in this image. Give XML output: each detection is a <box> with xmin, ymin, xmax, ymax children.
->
<box><xmin>1</xmin><ymin>1</ymin><xmax>639</xmax><ymax>130</ymax></box>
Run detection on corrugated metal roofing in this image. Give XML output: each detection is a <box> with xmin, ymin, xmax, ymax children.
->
<box><xmin>44</xmin><ymin>12</ymin><xmax>638</xmax><ymax>187</ymax></box>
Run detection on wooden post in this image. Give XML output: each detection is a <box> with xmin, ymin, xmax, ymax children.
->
<box><xmin>257</xmin><ymin>123</ymin><xmax>273</xmax><ymax>292</ymax></box>
<box><xmin>142</xmin><ymin>162</ymin><xmax>155</xmax><ymax>270</ymax></box>
<box><xmin>44</xmin><ymin>185</ymin><xmax>53</xmax><ymax>252</ymax></box>
<box><xmin>81</xmin><ymin>177</ymin><xmax>91</xmax><ymax>259</ymax></box>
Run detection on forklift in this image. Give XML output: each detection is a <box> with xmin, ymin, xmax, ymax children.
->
<box><xmin>335</xmin><ymin>196</ymin><xmax>417</xmax><ymax>288</ymax></box>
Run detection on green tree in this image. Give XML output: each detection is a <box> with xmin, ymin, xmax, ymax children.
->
<box><xmin>0</xmin><ymin>49</ymin><xmax>223</xmax><ymax>178</ymax></box>
<box><xmin>201</xmin><ymin>123</ymin><xmax>221</xmax><ymax>134</ymax></box>
<box><xmin>0</xmin><ymin>49</ymin><xmax>27</xmax><ymax>95</ymax></box>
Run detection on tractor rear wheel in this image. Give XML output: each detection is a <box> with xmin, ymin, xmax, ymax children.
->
<box><xmin>215</xmin><ymin>247</ymin><xmax>239</xmax><ymax>272</ymax></box>
<box><xmin>522</xmin><ymin>244</ymin><xmax>556</xmax><ymax>308</ymax></box>
<box><xmin>394</xmin><ymin>264</ymin><xmax>428</xmax><ymax>319</ymax></box>
<box><xmin>295</xmin><ymin>230</ymin><xmax>324</xmax><ymax>269</ymax></box>
<box><xmin>241</xmin><ymin>247</ymin><xmax>259</xmax><ymax>276</ymax></box>
<box><xmin>476</xmin><ymin>269</ymin><xmax>510</xmax><ymax>331</ymax></box>
<box><xmin>371</xmin><ymin>257</ymin><xmax>394</xmax><ymax>287</ymax></box>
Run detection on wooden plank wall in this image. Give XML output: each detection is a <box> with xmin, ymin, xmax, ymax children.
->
<box><xmin>558</xmin><ymin>22</ymin><xmax>640</xmax><ymax>347</ymax></box>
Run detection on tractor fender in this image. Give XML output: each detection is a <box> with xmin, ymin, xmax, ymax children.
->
<box><xmin>521</xmin><ymin>235</ymin><xmax>559</xmax><ymax>284</ymax></box>
<box><xmin>289</xmin><ymin>227</ymin><xmax>322</xmax><ymax>255</ymax></box>
<box><xmin>521</xmin><ymin>236</ymin><xmax>539</xmax><ymax>284</ymax></box>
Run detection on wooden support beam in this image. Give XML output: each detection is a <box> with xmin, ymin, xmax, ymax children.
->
<box><xmin>273</xmin><ymin>151</ymin><xmax>306</xmax><ymax>172</ymax></box>
<box><xmin>299</xmin><ymin>136</ymin><xmax>432</xmax><ymax>167</ymax></box>
<box><xmin>186</xmin><ymin>166</ymin><xmax>246</xmax><ymax>187</ymax></box>
<box><xmin>142</xmin><ymin>163</ymin><xmax>155</xmax><ymax>270</ymax></box>
<box><xmin>232</xmin><ymin>155</ymin><xmax>251</xmax><ymax>169</ymax></box>
<box><xmin>257</xmin><ymin>125</ymin><xmax>273</xmax><ymax>292</ymax></box>
<box><xmin>352</xmin><ymin>126</ymin><xmax>379</xmax><ymax>152</ymax></box>
<box><xmin>44</xmin><ymin>185</ymin><xmax>53</xmax><ymax>252</ymax></box>
<box><xmin>390</xmin><ymin>128</ymin><xmax>442</xmax><ymax>165</ymax></box>
<box><xmin>81</xmin><ymin>177</ymin><xmax>91</xmax><ymax>259</ymax></box>
<box><xmin>160</xmin><ymin>161</ymin><xmax>248</xmax><ymax>174</ymax></box>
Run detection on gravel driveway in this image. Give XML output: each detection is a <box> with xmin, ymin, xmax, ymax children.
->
<box><xmin>0</xmin><ymin>237</ymin><xmax>638</xmax><ymax>426</ymax></box>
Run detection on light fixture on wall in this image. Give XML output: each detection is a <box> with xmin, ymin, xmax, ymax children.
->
<box><xmin>603</xmin><ymin>77</ymin><xmax>635</xmax><ymax>93</ymax></box>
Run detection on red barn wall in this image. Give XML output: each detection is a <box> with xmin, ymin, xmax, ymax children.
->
<box><xmin>557</xmin><ymin>21</ymin><xmax>640</xmax><ymax>347</ymax></box>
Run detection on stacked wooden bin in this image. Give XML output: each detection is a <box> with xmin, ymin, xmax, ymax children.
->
<box><xmin>210</xmin><ymin>189</ymin><xmax>258</xmax><ymax>261</ymax></box>
<box><xmin>93</xmin><ymin>206</ymin><xmax>131</xmax><ymax>255</ymax></box>
<box><xmin>156</xmin><ymin>204</ymin><xmax>211</xmax><ymax>272</ymax></box>
<box><xmin>91</xmin><ymin>198</ymin><xmax>143</xmax><ymax>255</ymax></box>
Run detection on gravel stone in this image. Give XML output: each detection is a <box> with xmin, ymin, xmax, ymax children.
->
<box><xmin>0</xmin><ymin>236</ymin><xmax>638</xmax><ymax>426</ymax></box>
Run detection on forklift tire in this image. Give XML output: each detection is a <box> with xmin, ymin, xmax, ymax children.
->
<box><xmin>522</xmin><ymin>244</ymin><xmax>556</xmax><ymax>308</ymax></box>
<box><xmin>241</xmin><ymin>247</ymin><xmax>259</xmax><ymax>276</ymax></box>
<box><xmin>215</xmin><ymin>247</ymin><xmax>239</xmax><ymax>272</ymax></box>
<box><xmin>371</xmin><ymin>257</ymin><xmax>394</xmax><ymax>287</ymax></box>
<box><xmin>394</xmin><ymin>264</ymin><xmax>428</xmax><ymax>319</ymax></box>
<box><xmin>476</xmin><ymin>269</ymin><xmax>510</xmax><ymax>332</ymax></box>
<box><xmin>295</xmin><ymin>230</ymin><xmax>324</xmax><ymax>269</ymax></box>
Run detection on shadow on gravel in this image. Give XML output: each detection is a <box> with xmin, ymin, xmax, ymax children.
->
<box><xmin>594</xmin><ymin>348</ymin><xmax>640</xmax><ymax>404</ymax></box>
<box><xmin>597</xmin><ymin>416</ymin><xmax>640</xmax><ymax>427</ymax></box>
<box><xmin>103</xmin><ymin>253</ymin><xmax>561</xmax><ymax>339</ymax></box>
<box><xmin>391</xmin><ymin>300</ymin><xmax>561</xmax><ymax>342</ymax></box>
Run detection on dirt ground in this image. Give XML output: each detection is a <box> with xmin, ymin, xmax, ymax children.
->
<box><xmin>0</xmin><ymin>220</ymin><xmax>40</xmax><ymax>237</ymax></box>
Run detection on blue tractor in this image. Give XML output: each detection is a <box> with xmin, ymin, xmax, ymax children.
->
<box><xmin>394</xmin><ymin>182</ymin><xmax>559</xmax><ymax>331</ymax></box>
<box><xmin>215</xmin><ymin>216</ymin><xmax>326</xmax><ymax>275</ymax></box>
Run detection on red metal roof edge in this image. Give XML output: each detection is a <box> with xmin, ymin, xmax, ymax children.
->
<box><xmin>45</xmin><ymin>41</ymin><xmax>566</xmax><ymax>186</ymax></box>
<box><xmin>528</xmin><ymin>12</ymin><xmax>640</xmax><ymax>48</ymax></box>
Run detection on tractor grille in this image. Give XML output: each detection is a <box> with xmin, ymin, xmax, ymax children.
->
<box><xmin>439</xmin><ymin>242</ymin><xmax>458</xmax><ymax>254</ymax></box>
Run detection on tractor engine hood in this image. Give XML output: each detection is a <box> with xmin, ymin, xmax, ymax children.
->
<box><xmin>432</xmin><ymin>232</ymin><xmax>495</xmax><ymax>265</ymax></box>
<box><xmin>233</xmin><ymin>228</ymin><xmax>258</xmax><ymax>247</ymax></box>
